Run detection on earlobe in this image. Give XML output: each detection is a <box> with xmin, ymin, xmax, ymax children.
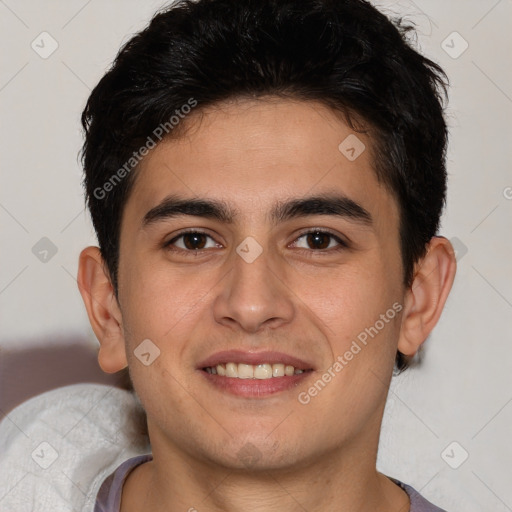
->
<box><xmin>77</xmin><ymin>246</ymin><xmax>128</xmax><ymax>373</ymax></box>
<box><xmin>397</xmin><ymin>236</ymin><xmax>457</xmax><ymax>357</ymax></box>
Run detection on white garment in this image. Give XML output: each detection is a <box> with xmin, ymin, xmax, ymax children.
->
<box><xmin>0</xmin><ymin>383</ymin><xmax>150</xmax><ymax>512</ymax></box>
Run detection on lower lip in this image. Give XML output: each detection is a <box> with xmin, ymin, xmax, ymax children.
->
<box><xmin>199</xmin><ymin>370</ymin><xmax>313</xmax><ymax>397</ymax></box>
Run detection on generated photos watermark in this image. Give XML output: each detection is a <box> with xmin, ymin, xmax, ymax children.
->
<box><xmin>298</xmin><ymin>301</ymin><xmax>403</xmax><ymax>405</ymax></box>
<box><xmin>93</xmin><ymin>97</ymin><xmax>198</xmax><ymax>200</ymax></box>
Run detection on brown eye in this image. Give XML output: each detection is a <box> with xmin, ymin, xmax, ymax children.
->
<box><xmin>306</xmin><ymin>232</ymin><xmax>331</xmax><ymax>249</ymax></box>
<box><xmin>182</xmin><ymin>233</ymin><xmax>208</xmax><ymax>250</ymax></box>
<box><xmin>166</xmin><ymin>231</ymin><xmax>218</xmax><ymax>251</ymax></box>
<box><xmin>294</xmin><ymin>230</ymin><xmax>344</xmax><ymax>251</ymax></box>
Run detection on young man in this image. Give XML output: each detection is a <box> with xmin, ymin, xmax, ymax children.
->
<box><xmin>0</xmin><ymin>0</ymin><xmax>456</xmax><ymax>511</ymax></box>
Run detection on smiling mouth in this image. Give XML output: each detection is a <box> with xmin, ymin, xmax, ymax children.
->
<box><xmin>202</xmin><ymin>362</ymin><xmax>314</xmax><ymax>379</ymax></box>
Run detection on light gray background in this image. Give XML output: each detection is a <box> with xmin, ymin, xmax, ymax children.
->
<box><xmin>0</xmin><ymin>1</ymin><xmax>511</xmax><ymax>510</ymax></box>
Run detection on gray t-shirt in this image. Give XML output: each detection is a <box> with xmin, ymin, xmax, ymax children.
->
<box><xmin>94</xmin><ymin>454</ymin><xmax>447</xmax><ymax>512</ymax></box>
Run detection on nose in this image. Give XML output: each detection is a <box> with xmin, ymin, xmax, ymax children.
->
<box><xmin>212</xmin><ymin>245</ymin><xmax>295</xmax><ymax>333</ymax></box>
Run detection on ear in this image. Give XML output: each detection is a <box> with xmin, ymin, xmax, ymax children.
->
<box><xmin>77</xmin><ymin>246</ymin><xmax>128</xmax><ymax>373</ymax></box>
<box><xmin>398</xmin><ymin>236</ymin><xmax>457</xmax><ymax>357</ymax></box>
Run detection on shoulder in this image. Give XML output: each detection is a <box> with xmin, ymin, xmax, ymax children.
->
<box><xmin>0</xmin><ymin>383</ymin><xmax>150</xmax><ymax>512</ymax></box>
<box><xmin>95</xmin><ymin>454</ymin><xmax>153</xmax><ymax>512</ymax></box>
<box><xmin>395</xmin><ymin>480</ymin><xmax>448</xmax><ymax>512</ymax></box>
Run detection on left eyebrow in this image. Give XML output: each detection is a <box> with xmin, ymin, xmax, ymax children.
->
<box><xmin>271</xmin><ymin>194</ymin><xmax>373</xmax><ymax>227</ymax></box>
<box><xmin>141</xmin><ymin>193</ymin><xmax>373</xmax><ymax>228</ymax></box>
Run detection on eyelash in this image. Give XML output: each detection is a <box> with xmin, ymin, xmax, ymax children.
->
<box><xmin>163</xmin><ymin>229</ymin><xmax>349</xmax><ymax>255</ymax></box>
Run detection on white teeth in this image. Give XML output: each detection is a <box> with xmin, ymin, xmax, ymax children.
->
<box><xmin>237</xmin><ymin>363</ymin><xmax>254</xmax><ymax>379</ymax></box>
<box><xmin>272</xmin><ymin>363</ymin><xmax>285</xmax><ymax>377</ymax></box>
<box><xmin>254</xmin><ymin>364</ymin><xmax>272</xmax><ymax>379</ymax></box>
<box><xmin>226</xmin><ymin>362</ymin><xmax>238</xmax><ymax>377</ymax></box>
<box><xmin>206</xmin><ymin>362</ymin><xmax>309</xmax><ymax>379</ymax></box>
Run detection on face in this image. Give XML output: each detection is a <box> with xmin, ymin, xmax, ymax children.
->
<box><xmin>115</xmin><ymin>98</ymin><xmax>405</xmax><ymax>470</ymax></box>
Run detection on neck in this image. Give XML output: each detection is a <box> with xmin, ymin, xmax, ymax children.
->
<box><xmin>121</xmin><ymin>427</ymin><xmax>409</xmax><ymax>512</ymax></box>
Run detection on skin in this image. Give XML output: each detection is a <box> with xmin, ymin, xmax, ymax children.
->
<box><xmin>78</xmin><ymin>97</ymin><xmax>456</xmax><ymax>511</ymax></box>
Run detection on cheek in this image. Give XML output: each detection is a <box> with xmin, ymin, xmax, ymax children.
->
<box><xmin>120</xmin><ymin>259</ymin><xmax>216</xmax><ymax>341</ymax></box>
<box><xmin>301</xmin><ymin>259</ymin><xmax>402</xmax><ymax>341</ymax></box>
<box><xmin>298</xmin><ymin>265</ymin><xmax>403</xmax><ymax>417</ymax></box>
<box><xmin>119</xmin><ymin>265</ymin><xmax>210</xmax><ymax>410</ymax></box>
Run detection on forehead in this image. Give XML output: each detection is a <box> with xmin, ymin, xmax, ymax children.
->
<box><xmin>123</xmin><ymin>98</ymin><xmax>398</xmax><ymax>230</ymax></box>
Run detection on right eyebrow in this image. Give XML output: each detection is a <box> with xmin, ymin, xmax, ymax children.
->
<box><xmin>142</xmin><ymin>195</ymin><xmax>236</xmax><ymax>228</ymax></box>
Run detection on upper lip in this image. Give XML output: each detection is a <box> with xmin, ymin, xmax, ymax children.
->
<box><xmin>198</xmin><ymin>350</ymin><xmax>315</xmax><ymax>371</ymax></box>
